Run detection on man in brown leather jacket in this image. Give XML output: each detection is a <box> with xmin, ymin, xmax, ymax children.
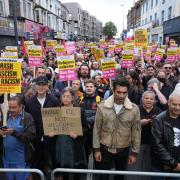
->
<box><xmin>93</xmin><ymin>78</ymin><xmax>141</xmax><ymax>180</ymax></box>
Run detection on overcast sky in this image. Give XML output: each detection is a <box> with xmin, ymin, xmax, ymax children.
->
<box><xmin>61</xmin><ymin>0</ymin><xmax>135</xmax><ymax>37</ymax></box>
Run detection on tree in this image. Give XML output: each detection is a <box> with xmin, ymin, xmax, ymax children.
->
<box><xmin>103</xmin><ymin>21</ymin><xmax>118</xmax><ymax>40</ymax></box>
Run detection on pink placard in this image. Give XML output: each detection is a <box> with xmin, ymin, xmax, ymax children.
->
<box><xmin>65</xmin><ymin>42</ymin><xmax>76</xmax><ymax>55</ymax></box>
<box><xmin>59</xmin><ymin>69</ymin><xmax>77</xmax><ymax>81</ymax></box>
<box><xmin>121</xmin><ymin>60</ymin><xmax>134</xmax><ymax>68</ymax></box>
<box><xmin>114</xmin><ymin>48</ymin><xmax>122</xmax><ymax>53</ymax></box>
<box><xmin>154</xmin><ymin>55</ymin><xmax>162</xmax><ymax>62</ymax></box>
<box><xmin>102</xmin><ymin>69</ymin><xmax>116</xmax><ymax>79</ymax></box>
<box><xmin>56</xmin><ymin>52</ymin><xmax>66</xmax><ymax>56</ymax></box>
<box><xmin>28</xmin><ymin>57</ymin><xmax>42</xmax><ymax>67</ymax></box>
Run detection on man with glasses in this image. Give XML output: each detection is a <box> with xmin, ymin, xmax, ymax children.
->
<box><xmin>163</xmin><ymin>63</ymin><xmax>178</xmax><ymax>88</ymax></box>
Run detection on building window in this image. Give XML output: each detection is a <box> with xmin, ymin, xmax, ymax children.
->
<box><xmin>142</xmin><ymin>20</ymin><xmax>144</xmax><ymax>25</ymax></box>
<box><xmin>161</xmin><ymin>10</ymin><xmax>164</xmax><ymax>23</ymax></box>
<box><xmin>162</xmin><ymin>0</ymin><xmax>165</xmax><ymax>4</ymax></box>
<box><xmin>47</xmin><ymin>15</ymin><xmax>51</xmax><ymax>27</ymax></box>
<box><xmin>151</xmin><ymin>0</ymin><xmax>153</xmax><ymax>9</ymax></box>
<box><xmin>146</xmin><ymin>1</ymin><xmax>148</xmax><ymax>11</ymax></box>
<box><xmin>145</xmin><ymin>18</ymin><xmax>147</xmax><ymax>24</ymax></box>
<box><xmin>168</xmin><ymin>6</ymin><xmax>172</xmax><ymax>20</ymax></box>
<box><xmin>155</xmin><ymin>13</ymin><xmax>157</xmax><ymax>21</ymax></box>
<box><xmin>0</xmin><ymin>0</ymin><xmax>4</xmax><ymax>16</ymax></box>
<box><xmin>23</xmin><ymin>1</ymin><xmax>26</xmax><ymax>17</ymax></box>
<box><xmin>27</xmin><ymin>2</ymin><xmax>31</xmax><ymax>18</ymax></box>
<box><xmin>35</xmin><ymin>10</ymin><xmax>40</xmax><ymax>22</ymax></box>
<box><xmin>150</xmin><ymin>15</ymin><xmax>152</xmax><ymax>22</ymax></box>
<box><xmin>156</xmin><ymin>0</ymin><xmax>158</xmax><ymax>6</ymax></box>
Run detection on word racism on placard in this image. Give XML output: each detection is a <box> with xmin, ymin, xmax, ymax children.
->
<box><xmin>41</xmin><ymin>107</ymin><xmax>82</xmax><ymax>136</ymax></box>
<box><xmin>0</xmin><ymin>62</ymin><xmax>21</xmax><ymax>93</ymax></box>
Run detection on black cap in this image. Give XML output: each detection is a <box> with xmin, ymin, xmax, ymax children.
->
<box><xmin>36</xmin><ymin>76</ymin><xmax>48</xmax><ymax>85</ymax></box>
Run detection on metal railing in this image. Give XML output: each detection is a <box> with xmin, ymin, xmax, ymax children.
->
<box><xmin>0</xmin><ymin>168</ymin><xmax>45</xmax><ymax>180</ymax></box>
<box><xmin>51</xmin><ymin>168</ymin><xmax>180</xmax><ymax>179</ymax></box>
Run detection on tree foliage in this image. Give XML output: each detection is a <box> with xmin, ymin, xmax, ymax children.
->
<box><xmin>103</xmin><ymin>21</ymin><xmax>118</xmax><ymax>39</ymax></box>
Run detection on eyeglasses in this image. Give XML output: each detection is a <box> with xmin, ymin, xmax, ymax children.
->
<box><xmin>164</xmin><ymin>67</ymin><xmax>172</xmax><ymax>69</ymax></box>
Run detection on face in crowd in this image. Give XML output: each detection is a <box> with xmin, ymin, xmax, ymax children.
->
<box><xmin>114</xmin><ymin>85</ymin><xmax>128</xmax><ymax>105</ymax></box>
<box><xmin>85</xmin><ymin>82</ymin><xmax>96</xmax><ymax>96</ymax></box>
<box><xmin>94</xmin><ymin>75</ymin><xmax>101</xmax><ymax>86</ymax></box>
<box><xmin>36</xmin><ymin>82</ymin><xmax>48</xmax><ymax>96</ymax></box>
<box><xmin>146</xmin><ymin>66</ymin><xmax>155</xmax><ymax>77</ymax></box>
<box><xmin>126</xmin><ymin>75</ymin><xmax>133</xmax><ymax>86</ymax></box>
<box><xmin>71</xmin><ymin>80</ymin><xmax>81</xmax><ymax>92</ymax></box>
<box><xmin>61</xmin><ymin>90</ymin><xmax>74</xmax><ymax>107</ymax></box>
<box><xmin>8</xmin><ymin>100</ymin><xmax>22</xmax><ymax>118</ymax></box>
<box><xmin>36</xmin><ymin>67</ymin><xmax>46</xmax><ymax>78</ymax></box>
<box><xmin>142</xmin><ymin>92</ymin><xmax>155</xmax><ymax>109</ymax></box>
<box><xmin>163</xmin><ymin>64</ymin><xmax>172</xmax><ymax>76</ymax></box>
<box><xmin>80</xmin><ymin>65</ymin><xmax>89</xmax><ymax>78</ymax></box>
<box><xmin>92</xmin><ymin>62</ymin><xmax>99</xmax><ymax>70</ymax></box>
<box><xmin>76</xmin><ymin>61</ymin><xmax>83</xmax><ymax>71</ymax></box>
<box><xmin>157</xmin><ymin>71</ymin><xmax>166</xmax><ymax>84</ymax></box>
<box><xmin>168</xmin><ymin>95</ymin><xmax>180</xmax><ymax>118</ymax></box>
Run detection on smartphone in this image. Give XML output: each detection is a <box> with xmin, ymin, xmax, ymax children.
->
<box><xmin>0</xmin><ymin>126</ymin><xmax>8</xmax><ymax>131</ymax></box>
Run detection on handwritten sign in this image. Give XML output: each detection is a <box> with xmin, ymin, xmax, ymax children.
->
<box><xmin>41</xmin><ymin>107</ymin><xmax>82</xmax><ymax>136</ymax></box>
<box><xmin>0</xmin><ymin>61</ymin><xmax>21</xmax><ymax>93</ymax></box>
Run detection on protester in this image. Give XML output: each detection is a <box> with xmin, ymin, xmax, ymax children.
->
<box><xmin>151</xmin><ymin>90</ymin><xmax>180</xmax><ymax>179</ymax></box>
<box><xmin>93</xmin><ymin>78</ymin><xmax>141</xmax><ymax>180</ymax></box>
<box><xmin>25</xmin><ymin>76</ymin><xmax>59</xmax><ymax>178</ymax></box>
<box><xmin>126</xmin><ymin>71</ymin><xmax>143</xmax><ymax>105</ymax></box>
<box><xmin>0</xmin><ymin>95</ymin><xmax>36</xmax><ymax>180</ymax></box>
<box><xmin>55</xmin><ymin>87</ymin><xmax>86</xmax><ymax>180</ymax></box>
<box><xmin>80</xmin><ymin>79</ymin><xmax>101</xmax><ymax>163</ymax></box>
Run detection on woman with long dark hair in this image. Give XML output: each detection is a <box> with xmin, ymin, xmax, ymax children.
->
<box><xmin>126</xmin><ymin>71</ymin><xmax>144</xmax><ymax>105</ymax></box>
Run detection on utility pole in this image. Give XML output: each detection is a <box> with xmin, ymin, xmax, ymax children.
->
<box><xmin>12</xmin><ymin>0</ymin><xmax>19</xmax><ymax>48</ymax></box>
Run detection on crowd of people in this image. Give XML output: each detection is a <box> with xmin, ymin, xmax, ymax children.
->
<box><xmin>0</xmin><ymin>39</ymin><xmax>180</xmax><ymax>180</ymax></box>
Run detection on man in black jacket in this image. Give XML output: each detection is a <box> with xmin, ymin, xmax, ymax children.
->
<box><xmin>151</xmin><ymin>90</ymin><xmax>180</xmax><ymax>179</ymax></box>
<box><xmin>25</xmin><ymin>76</ymin><xmax>59</xmax><ymax>176</ymax></box>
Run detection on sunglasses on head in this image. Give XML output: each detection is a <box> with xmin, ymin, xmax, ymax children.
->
<box><xmin>164</xmin><ymin>67</ymin><xmax>172</xmax><ymax>69</ymax></box>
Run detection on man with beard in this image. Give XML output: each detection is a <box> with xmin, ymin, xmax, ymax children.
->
<box><xmin>163</xmin><ymin>63</ymin><xmax>178</xmax><ymax>88</ymax></box>
<box><xmin>93</xmin><ymin>78</ymin><xmax>141</xmax><ymax>180</ymax></box>
<box><xmin>78</xmin><ymin>64</ymin><xmax>91</xmax><ymax>92</ymax></box>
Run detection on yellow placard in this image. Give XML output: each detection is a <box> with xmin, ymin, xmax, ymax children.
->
<box><xmin>24</xmin><ymin>41</ymin><xmax>34</xmax><ymax>48</ymax></box>
<box><xmin>28</xmin><ymin>48</ymin><xmax>42</xmax><ymax>57</ymax></box>
<box><xmin>95</xmin><ymin>49</ymin><xmax>104</xmax><ymax>61</ymax></box>
<box><xmin>46</xmin><ymin>40</ymin><xmax>57</xmax><ymax>48</ymax></box>
<box><xmin>101</xmin><ymin>61</ymin><xmax>116</xmax><ymax>71</ymax></box>
<box><xmin>58</xmin><ymin>59</ymin><xmax>75</xmax><ymax>70</ymax></box>
<box><xmin>122</xmin><ymin>50</ymin><xmax>134</xmax><ymax>60</ymax></box>
<box><xmin>134</xmin><ymin>29</ymin><xmax>148</xmax><ymax>49</ymax></box>
<box><xmin>0</xmin><ymin>61</ymin><xmax>21</xmax><ymax>93</ymax></box>
<box><xmin>55</xmin><ymin>45</ymin><xmax>66</xmax><ymax>53</ymax></box>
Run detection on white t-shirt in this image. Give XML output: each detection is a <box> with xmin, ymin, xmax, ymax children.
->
<box><xmin>114</xmin><ymin>103</ymin><xmax>123</xmax><ymax>115</ymax></box>
<box><xmin>37</xmin><ymin>97</ymin><xmax>46</xmax><ymax>108</ymax></box>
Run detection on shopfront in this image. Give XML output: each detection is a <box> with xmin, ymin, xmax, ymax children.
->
<box><xmin>163</xmin><ymin>16</ymin><xmax>180</xmax><ymax>45</ymax></box>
